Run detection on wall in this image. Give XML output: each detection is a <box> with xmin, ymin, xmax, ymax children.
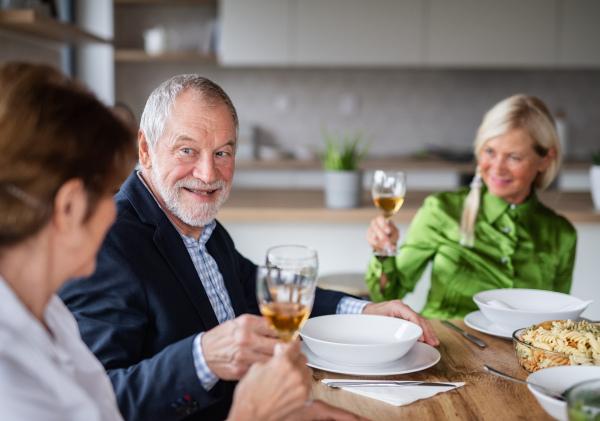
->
<box><xmin>116</xmin><ymin>64</ymin><xmax>600</xmax><ymax>161</ymax></box>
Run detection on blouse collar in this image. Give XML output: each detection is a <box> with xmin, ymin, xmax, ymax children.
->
<box><xmin>480</xmin><ymin>183</ymin><xmax>539</xmax><ymax>224</ymax></box>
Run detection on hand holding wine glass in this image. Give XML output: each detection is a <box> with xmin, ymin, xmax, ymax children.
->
<box><xmin>371</xmin><ymin>170</ymin><xmax>406</xmax><ymax>256</ymax></box>
<box><xmin>256</xmin><ymin>245</ymin><xmax>318</xmax><ymax>343</ymax></box>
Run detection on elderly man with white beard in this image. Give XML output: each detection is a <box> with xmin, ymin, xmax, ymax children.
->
<box><xmin>59</xmin><ymin>74</ymin><xmax>438</xmax><ymax>421</ymax></box>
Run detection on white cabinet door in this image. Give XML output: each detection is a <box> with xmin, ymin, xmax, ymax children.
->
<box><xmin>427</xmin><ymin>0</ymin><xmax>558</xmax><ymax>67</ymax></box>
<box><xmin>219</xmin><ymin>0</ymin><xmax>292</xmax><ymax>66</ymax></box>
<box><xmin>295</xmin><ymin>0</ymin><xmax>423</xmax><ymax>66</ymax></box>
<box><xmin>558</xmin><ymin>0</ymin><xmax>600</xmax><ymax>67</ymax></box>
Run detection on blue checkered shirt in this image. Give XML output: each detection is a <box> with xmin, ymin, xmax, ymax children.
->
<box><xmin>181</xmin><ymin>221</ymin><xmax>236</xmax><ymax>391</ymax></box>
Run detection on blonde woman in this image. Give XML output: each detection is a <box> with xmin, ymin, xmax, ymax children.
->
<box><xmin>366</xmin><ymin>95</ymin><xmax>577</xmax><ymax>319</ymax></box>
<box><xmin>0</xmin><ymin>62</ymin><xmax>312</xmax><ymax>421</ymax></box>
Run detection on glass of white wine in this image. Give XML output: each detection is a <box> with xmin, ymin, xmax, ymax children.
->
<box><xmin>371</xmin><ymin>170</ymin><xmax>406</xmax><ymax>256</ymax></box>
<box><xmin>256</xmin><ymin>245</ymin><xmax>318</xmax><ymax>342</ymax></box>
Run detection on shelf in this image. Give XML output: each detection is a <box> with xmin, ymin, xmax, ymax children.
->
<box><xmin>0</xmin><ymin>9</ymin><xmax>110</xmax><ymax>44</ymax></box>
<box><xmin>114</xmin><ymin>0</ymin><xmax>216</xmax><ymax>4</ymax></box>
<box><xmin>218</xmin><ymin>189</ymin><xmax>600</xmax><ymax>223</ymax></box>
<box><xmin>233</xmin><ymin>157</ymin><xmax>593</xmax><ymax>172</ymax></box>
<box><xmin>115</xmin><ymin>49</ymin><xmax>217</xmax><ymax>62</ymax></box>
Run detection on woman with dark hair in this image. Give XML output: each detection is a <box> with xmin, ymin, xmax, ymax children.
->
<box><xmin>0</xmin><ymin>62</ymin><xmax>312</xmax><ymax>421</ymax></box>
<box><xmin>366</xmin><ymin>94</ymin><xmax>576</xmax><ymax>319</ymax></box>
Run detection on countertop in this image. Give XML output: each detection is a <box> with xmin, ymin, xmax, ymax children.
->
<box><xmin>219</xmin><ymin>189</ymin><xmax>600</xmax><ymax>223</ymax></box>
<box><xmin>235</xmin><ymin>156</ymin><xmax>592</xmax><ymax>172</ymax></box>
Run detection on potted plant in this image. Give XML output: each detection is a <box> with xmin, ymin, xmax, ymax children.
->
<box><xmin>318</xmin><ymin>127</ymin><xmax>369</xmax><ymax>209</ymax></box>
<box><xmin>591</xmin><ymin>149</ymin><xmax>600</xmax><ymax>211</ymax></box>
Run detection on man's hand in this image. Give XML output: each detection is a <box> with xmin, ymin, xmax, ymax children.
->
<box><xmin>202</xmin><ymin>314</ymin><xmax>280</xmax><ymax>380</ymax></box>
<box><xmin>227</xmin><ymin>341</ymin><xmax>311</xmax><ymax>421</ymax></box>
<box><xmin>366</xmin><ymin>215</ymin><xmax>399</xmax><ymax>253</ymax></box>
<box><xmin>284</xmin><ymin>400</ymin><xmax>371</xmax><ymax>421</ymax></box>
<box><xmin>362</xmin><ymin>300</ymin><xmax>439</xmax><ymax>346</ymax></box>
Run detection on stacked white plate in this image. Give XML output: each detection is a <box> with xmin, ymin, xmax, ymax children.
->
<box><xmin>465</xmin><ymin>289</ymin><xmax>591</xmax><ymax>339</ymax></box>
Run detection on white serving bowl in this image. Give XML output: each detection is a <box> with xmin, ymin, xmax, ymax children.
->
<box><xmin>299</xmin><ymin>314</ymin><xmax>422</xmax><ymax>367</ymax></box>
<box><xmin>527</xmin><ymin>366</ymin><xmax>600</xmax><ymax>421</ymax></box>
<box><xmin>473</xmin><ymin>289</ymin><xmax>589</xmax><ymax>331</ymax></box>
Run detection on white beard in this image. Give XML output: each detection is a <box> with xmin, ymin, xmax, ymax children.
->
<box><xmin>150</xmin><ymin>156</ymin><xmax>230</xmax><ymax>227</ymax></box>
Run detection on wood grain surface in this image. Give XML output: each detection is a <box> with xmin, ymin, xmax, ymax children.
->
<box><xmin>220</xmin><ymin>189</ymin><xmax>600</xmax><ymax>223</ymax></box>
<box><xmin>309</xmin><ymin>319</ymin><xmax>554</xmax><ymax>421</ymax></box>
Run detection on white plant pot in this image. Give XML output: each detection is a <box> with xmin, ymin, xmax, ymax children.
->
<box><xmin>324</xmin><ymin>170</ymin><xmax>362</xmax><ymax>209</ymax></box>
<box><xmin>591</xmin><ymin>166</ymin><xmax>600</xmax><ymax>211</ymax></box>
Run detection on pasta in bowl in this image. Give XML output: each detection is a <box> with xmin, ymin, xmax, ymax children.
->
<box><xmin>513</xmin><ymin>320</ymin><xmax>600</xmax><ymax>373</ymax></box>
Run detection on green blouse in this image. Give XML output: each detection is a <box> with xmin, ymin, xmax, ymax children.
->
<box><xmin>366</xmin><ymin>185</ymin><xmax>577</xmax><ymax>319</ymax></box>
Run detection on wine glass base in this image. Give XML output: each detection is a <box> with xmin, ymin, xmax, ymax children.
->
<box><xmin>373</xmin><ymin>251</ymin><xmax>402</xmax><ymax>257</ymax></box>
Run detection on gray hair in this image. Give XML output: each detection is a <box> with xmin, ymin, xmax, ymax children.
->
<box><xmin>139</xmin><ymin>74</ymin><xmax>239</xmax><ymax>150</ymax></box>
<box><xmin>460</xmin><ymin>94</ymin><xmax>561</xmax><ymax>247</ymax></box>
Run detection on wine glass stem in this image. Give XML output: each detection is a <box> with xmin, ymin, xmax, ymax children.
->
<box><xmin>383</xmin><ymin>217</ymin><xmax>394</xmax><ymax>256</ymax></box>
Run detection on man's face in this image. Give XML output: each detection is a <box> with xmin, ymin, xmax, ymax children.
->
<box><xmin>144</xmin><ymin>91</ymin><xmax>236</xmax><ymax>230</ymax></box>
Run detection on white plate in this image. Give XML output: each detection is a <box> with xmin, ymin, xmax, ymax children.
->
<box><xmin>464</xmin><ymin>310</ymin><xmax>515</xmax><ymax>339</ymax></box>
<box><xmin>301</xmin><ymin>341</ymin><xmax>440</xmax><ymax>376</ymax></box>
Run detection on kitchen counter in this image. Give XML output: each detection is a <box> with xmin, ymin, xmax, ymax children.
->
<box><xmin>235</xmin><ymin>156</ymin><xmax>591</xmax><ymax>172</ymax></box>
<box><xmin>219</xmin><ymin>189</ymin><xmax>600</xmax><ymax>223</ymax></box>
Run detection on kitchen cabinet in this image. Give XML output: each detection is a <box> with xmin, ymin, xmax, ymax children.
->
<box><xmin>294</xmin><ymin>0</ymin><xmax>422</xmax><ymax>66</ymax></box>
<box><xmin>219</xmin><ymin>0</ymin><xmax>600</xmax><ymax>68</ymax></box>
<box><xmin>218</xmin><ymin>0</ymin><xmax>291</xmax><ymax>66</ymax></box>
<box><xmin>427</xmin><ymin>0</ymin><xmax>557</xmax><ymax>67</ymax></box>
<box><xmin>558</xmin><ymin>0</ymin><xmax>600</xmax><ymax>67</ymax></box>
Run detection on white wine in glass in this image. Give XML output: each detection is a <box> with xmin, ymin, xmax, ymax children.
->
<box><xmin>256</xmin><ymin>245</ymin><xmax>318</xmax><ymax>342</ymax></box>
<box><xmin>371</xmin><ymin>170</ymin><xmax>406</xmax><ymax>256</ymax></box>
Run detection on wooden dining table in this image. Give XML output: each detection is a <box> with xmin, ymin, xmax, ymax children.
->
<box><xmin>309</xmin><ymin>319</ymin><xmax>554</xmax><ymax>420</ymax></box>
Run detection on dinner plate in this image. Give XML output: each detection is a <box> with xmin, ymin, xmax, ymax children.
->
<box><xmin>464</xmin><ymin>310</ymin><xmax>514</xmax><ymax>339</ymax></box>
<box><xmin>301</xmin><ymin>341</ymin><xmax>440</xmax><ymax>376</ymax></box>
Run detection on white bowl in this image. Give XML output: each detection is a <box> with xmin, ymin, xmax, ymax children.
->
<box><xmin>527</xmin><ymin>366</ymin><xmax>600</xmax><ymax>421</ymax></box>
<box><xmin>299</xmin><ymin>314</ymin><xmax>422</xmax><ymax>367</ymax></box>
<box><xmin>473</xmin><ymin>289</ymin><xmax>589</xmax><ymax>331</ymax></box>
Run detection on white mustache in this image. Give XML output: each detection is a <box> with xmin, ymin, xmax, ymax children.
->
<box><xmin>174</xmin><ymin>179</ymin><xmax>228</xmax><ymax>192</ymax></box>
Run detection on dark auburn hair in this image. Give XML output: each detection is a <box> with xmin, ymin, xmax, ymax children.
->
<box><xmin>0</xmin><ymin>62</ymin><xmax>137</xmax><ymax>247</ymax></box>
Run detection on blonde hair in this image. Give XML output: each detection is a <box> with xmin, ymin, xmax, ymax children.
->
<box><xmin>460</xmin><ymin>94</ymin><xmax>561</xmax><ymax>247</ymax></box>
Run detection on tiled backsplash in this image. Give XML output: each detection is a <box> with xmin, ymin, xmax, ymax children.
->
<box><xmin>116</xmin><ymin>64</ymin><xmax>600</xmax><ymax>160</ymax></box>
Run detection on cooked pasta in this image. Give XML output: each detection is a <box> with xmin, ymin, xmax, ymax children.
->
<box><xmin>514</xmin><ymin>320</ymin><xmax>600</xmax><ymax>372</ymax></box>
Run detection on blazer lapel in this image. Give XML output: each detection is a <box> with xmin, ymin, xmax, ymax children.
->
<box><xmin>121</xmin><ymin>172</ymin><xmax>220</xmax><ymax>330</ymax></box>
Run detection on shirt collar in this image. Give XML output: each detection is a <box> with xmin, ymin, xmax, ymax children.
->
<box><xmin>181</xmin><ymin>220</ymin><xmax>217</xmax><ymax>248</ymax></box>
<box><xmin>480</xmin><ymin>183</ymin><xmax>539</xmax><ymax>224</ymax></box>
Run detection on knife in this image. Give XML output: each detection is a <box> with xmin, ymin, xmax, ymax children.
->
<box><xmin>441</xmin><ymin>320</ymin><xmax>486</xmax><ymax>347</ymax></box>
<box><xmin>325</xmin><ymin>381</ymin><xmax>457</xmax><ymax>388</ymax></box>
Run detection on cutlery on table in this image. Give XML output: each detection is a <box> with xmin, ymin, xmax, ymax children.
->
<box><xmin>441</xmin><ymin>320</ymin><xmax>486</xmax><ymax>347</ymax></box>
<box><xmin>483</xmin><ymin>365</ymin><xmax>565</xmax><ymax>401</ymax></box>
<box><xmin>325</xmin><ymin>380</ymin><xmax>457</xmax><ymax>388</ymax></box>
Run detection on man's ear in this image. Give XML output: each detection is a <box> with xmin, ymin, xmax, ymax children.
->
<box><xmin>53</xmin><ymin>179</ymin><xmax>87</xmax><ymax>233</ymax></box>
<box><xmin>139</xmin><ymin>130</ymin><xmax>153</xmax><ymax>169</ymax></box>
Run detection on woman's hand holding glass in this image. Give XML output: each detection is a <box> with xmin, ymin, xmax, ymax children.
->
<box><xmin>367</xmin><ymin>214</ymin><xmax>400</xmax><ymax>256</ymax></box>
<box><xmin>371</xmin><ymin>170</ymin><xmax>405</xmax><ymax>256</ymax></box>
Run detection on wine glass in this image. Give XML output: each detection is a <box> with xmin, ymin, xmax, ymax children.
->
<box><xmin>256</xmin><ymin>245</ymin><xmax>318</xmax><ymax>342</ymax></box>
<box><xmin>371</xmin><ymin>170</ymin><xmax>406</xmax><ymax>256</ymax></box>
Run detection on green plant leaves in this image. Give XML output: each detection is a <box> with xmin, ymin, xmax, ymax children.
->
<box><xmin>318</xmin><ymin>126</ymin><xmax>370</xmax><ymax>171</ymax></box>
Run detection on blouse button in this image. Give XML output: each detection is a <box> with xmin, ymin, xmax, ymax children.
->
<box><xmin>501</xmin><ymin>257</ymin><xmax>508</xmax><ymax>264</ymax></box>
<box><xmin>503</xmin><ymin>226</ymin><xmax>510</xmax><ymax>233</ymax></box>
<box><xmin>510</xmin><ymin>204</ymin><xmax>516</xmax><ymax>210</ymax></box>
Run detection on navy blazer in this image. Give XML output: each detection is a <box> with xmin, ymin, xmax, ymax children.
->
<box><xmin>59</xmin><ymin>172</ymin><xmax>347</xmax><ymax>421</ymax></box>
